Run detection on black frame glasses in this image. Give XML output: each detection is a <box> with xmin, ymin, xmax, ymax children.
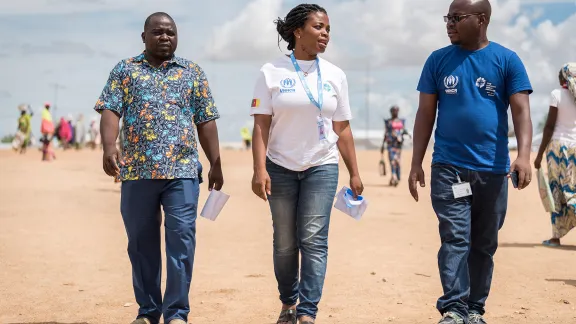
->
<box><xmin>444</xmin><ymin>13</ymin><xmax>483</xmax><ymax>23</ymax></box>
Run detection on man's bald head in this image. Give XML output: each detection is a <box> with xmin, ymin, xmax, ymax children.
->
<box><xmin>446</xmin><ymin>0</ymin><xmax>491</xmax><ymax>48</ymax></box>
<box><xmin>144</xmin><ymin>12</ymin><xmax>175</xmax><ymax>31</ymax></box>
<box><xmin>471</xmin><ymin>0</ymin><xmax>492</xmax><ymax>21</ymax></box>
<box><xmin>451</xmin><ymin>0</ymin><xmax>492</xmax><ymax>21</ymax></box>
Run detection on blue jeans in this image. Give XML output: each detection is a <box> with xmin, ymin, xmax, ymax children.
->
<box><xmin>121</xmin><ymin>178</ymin><xmax>199</xmax><ymax>324</ymax></box>
<box><xmin>430</xmin><ymin>163</ymin><xmax>508</xmax><ymax>321</ymax></box>
<box><xmin>266</xmin><ymin>159</ymin><xmax>339</xmax><ymax>319</ymax></box>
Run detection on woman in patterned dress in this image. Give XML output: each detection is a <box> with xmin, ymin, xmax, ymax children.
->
<box><xmin>534</xmin><ymin>63</ymin><xmax>576</xmax><ymax>247</ymax></box>
<box><xmin>382</xmin><ymin>105</ymin><xmax>410</xmax><ymax>187</ymax></box>
<box><xmin>13</xmin><ymin>104</ymin><xmax>32</xmax><ymax>154</ymax></box>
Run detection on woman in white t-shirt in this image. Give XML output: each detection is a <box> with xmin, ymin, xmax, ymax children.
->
<box><xmin>249</xmin><ymin>4</ymin><xmax>363</xmax><ymax>324</ymax></box>
<box><xmin>534</xmin><ymin>63</ymin><xmax>576</xmax><ymax>247</ymax></box>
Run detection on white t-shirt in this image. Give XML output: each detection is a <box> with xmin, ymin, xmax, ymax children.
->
<box><xmin>250</xmin><ymin>55</ymin><xmax>352</xmax><ymax>171</ymax></box>
<box><xmin>550</xmin><ymin>88</ymin><xmax>576</xmax><ymax>143</ymax></box>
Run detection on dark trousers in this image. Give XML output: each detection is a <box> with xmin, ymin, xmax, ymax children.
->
<box><xmin>430</xmin><ymin>163</ymin><xmax>508</xmax><ymax>320</ymax></box>
<box><xmin>120</xmin><ymin>178</ymin><xmax>199</xmax><ymax>324</ymax></box>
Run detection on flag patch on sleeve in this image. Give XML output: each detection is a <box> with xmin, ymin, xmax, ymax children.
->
<box><xmin>251</xmin><ymin>98</ymin><xmax>260</xmax><ymax>108</ymax></box>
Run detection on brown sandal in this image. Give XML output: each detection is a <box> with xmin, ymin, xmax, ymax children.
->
<box><xmin>277</xmin><ymin>309</ymin><xmax>297</xmax><ymax>324</ymax></box>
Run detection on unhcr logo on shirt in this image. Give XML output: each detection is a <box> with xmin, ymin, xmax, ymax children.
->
<box><xmin>444</xmin><ymin>75</ymin><xmax>459</xmax><ymax>94</ymax></box>
<box><xmin>280</xmin><ymin>78</ymin><xmax>296</xmax><ymax>93</ymax></box>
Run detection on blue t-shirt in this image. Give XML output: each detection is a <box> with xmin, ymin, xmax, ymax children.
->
<box><xmin>417</xmin><ymin>42</ymin><xmax>532</xmax><ymax>173</ymax></box>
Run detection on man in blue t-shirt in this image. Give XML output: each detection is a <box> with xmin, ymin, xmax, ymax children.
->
<box><xmin>409</xmin><ymin>0</ymin><xmax>533</xmax><ymax>323</ymax></box>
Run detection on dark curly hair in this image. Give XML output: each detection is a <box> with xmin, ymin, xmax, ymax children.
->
<box><xmin>274</xmin><ymin>4</ymin><xmax>327</xmax><ymax>51</ymax></box>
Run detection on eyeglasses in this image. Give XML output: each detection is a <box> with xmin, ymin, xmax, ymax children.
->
<box><xmin>443</xmin><ymin>13</ymin><xmax>483</xmax><ymax>23</ymax></box>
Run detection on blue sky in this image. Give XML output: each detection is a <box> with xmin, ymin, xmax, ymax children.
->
<box><xmin>0</xmin><ymin>0</ymin><xmax>575</xmax><ymax>142</ymax></box>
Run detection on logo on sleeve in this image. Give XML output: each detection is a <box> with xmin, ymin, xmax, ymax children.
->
<box><xmin>280</xmin><ymin>78</ymin><xmax>296</xmax><ymax>93</ymax></box>
<box><xmin>443</xmin><ymin>75</ymin><xmax>459</xmax><ymax>94</ymax></box>
<box><xmin>251</xmin><ymin>98</ymin><xmax>260</xmax><ymax>108</ymax></box>
<box><xmin>323</xmin><ymin>83</ymin><xmax>332</xmax><ymax>93</ymax></box>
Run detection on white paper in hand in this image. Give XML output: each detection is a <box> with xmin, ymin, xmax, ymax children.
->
<box><xmin>333</xmin><ymin>186</ymin><xmax>367</xmax><ymax>220</ymax></box>
<box><xmin>200</xmin><ymin>189</ymin><xmax>230</xmax><ymax>221</ymax></box>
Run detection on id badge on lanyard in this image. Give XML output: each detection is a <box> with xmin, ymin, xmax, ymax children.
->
<box><xmin>290</xmin><ymin>52</ymin><xmax>325</xmax><ymax>140</ymax></box>
<box><xmin>452</xmin><ymin>172</ymin><xmax>472</xmax><ymax>199</ymax></box>
<box><xmin>317</xmin><ymin>116</ymin><xmax>326</xmax><ymax>140</ymax></box>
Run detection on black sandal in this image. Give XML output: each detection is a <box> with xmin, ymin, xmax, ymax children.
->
<box><xmin>277</xmin><ymin>309</ymin><xmax>297</xmax><ymax>324</ymax></box>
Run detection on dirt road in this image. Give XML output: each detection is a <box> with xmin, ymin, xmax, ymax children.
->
<box><xmin>1</xmin><ymin>149</ymin><xmax>574</xmax><ymax>323</ymax></box>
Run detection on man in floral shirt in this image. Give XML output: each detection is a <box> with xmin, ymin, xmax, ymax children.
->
<box><xmin>95</xmin><ymin>12</ymin><xmax>223</xmax><ymax>324</ymax></box>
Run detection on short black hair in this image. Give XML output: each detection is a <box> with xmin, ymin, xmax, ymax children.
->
<box><xmin>144</xmin><ymin>12</ymin><xmax>175</xmax><ymax>30</ymax></box>
<box><xmin>274</xmin><ymin>4</ymin><xmax>327</xmax><ymax>51</ymax></box>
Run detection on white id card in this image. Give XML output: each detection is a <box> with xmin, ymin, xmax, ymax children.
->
<box><xmin>317</xmin><ymin>116</ymin><xmax>326</xmax><ymax>140</ymax></box>
<box><xmin>452</xmin><ymin>182</ymin><xmax>472</xmax><ymax>199</ymax></box>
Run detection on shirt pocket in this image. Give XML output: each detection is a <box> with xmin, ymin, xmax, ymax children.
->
<box><xmin>164</xmin><ymin>76</ymin><xmax>192</xmax><ymax>108</ymax></box>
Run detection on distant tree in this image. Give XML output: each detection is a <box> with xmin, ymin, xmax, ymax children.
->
<box><xmin>1</xmin><ymin>134</ymin><xmax>15</xmax><ymax>144</ymax></box>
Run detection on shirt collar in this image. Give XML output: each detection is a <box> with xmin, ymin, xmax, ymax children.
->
<box><xmin>133</xmin><ymin>52</ymin><xmax>188</xmax><ymax>69</ymax></box>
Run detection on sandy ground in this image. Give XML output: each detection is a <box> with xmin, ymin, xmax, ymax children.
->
<box><xmin>0</xmin><ymin>148</ymin><xmax>575</xmax><ymax>324</ymax></box>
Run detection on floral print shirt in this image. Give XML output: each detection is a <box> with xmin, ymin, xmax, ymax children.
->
<box><xmin>94</xmin><ymin>52</ymin><xmax>219</xmax><ymax>181</ymax></box>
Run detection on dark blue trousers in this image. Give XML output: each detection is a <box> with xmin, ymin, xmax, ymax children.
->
<box><xmin>120</xmin><ymin>178</ymin><xmax>199</xmax><ymax>324</ymax></box>
<box><xmin>430</xmin><ymin>163</ymin><xmax>508</xmax><ymax>322</ymax></box>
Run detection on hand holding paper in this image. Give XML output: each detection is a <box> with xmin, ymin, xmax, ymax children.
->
<box><xmin>200</xmin><ymin>189</ymin><xmax>230</xmax><ymax>221</ymax></box>
<box><xmin>334</xmin><ymin>186</ymin><xmax>368</xmax><ymax>220</ymax></box>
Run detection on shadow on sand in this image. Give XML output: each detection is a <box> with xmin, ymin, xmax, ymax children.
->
<box><xmin>499</xmin><ymin>242</ymin><xmax>576</xmax><ymax>251</ymax></box>
<box><xmin>545</xmin><ymin>279</ymin><xmax>576</xmax><ymax>288</ymax></box>
<box><xmin>94</xmin><ymin>188</ymin><xmax>120</xmax><ymax>193</ymax></box>
<box><xmin>8</xmin><ymin>322</ymin><xmax>89</xmax><ymax>324</ymax></box>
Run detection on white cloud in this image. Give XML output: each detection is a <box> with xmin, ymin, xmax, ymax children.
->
<box><xmin>0</xmin><ymin>0</ymin><xmax>573</xmax><ymax>142</ymax></box>
<box><xmin>521</xmin><ymin>0</ymin><xmax>575</xmax><ymax>3</ymax></box>
<box><xmin>204</xmin><ymin>0</ymin><xmax>575</xmax><ymax>75</ymax></box>
<box><xmin>0</xmin><ymin>0</ymin><xmax>183</xmax><ymax>15</ymax></box>
<box><xmin>204</xmin><ymin>0</ymin><xmax>283</xmax><ymax>61</ymax></box>
<box><xmin>203</xmin><ymin>0</ymin><xmax>348</xmax><ymax>64</ymax></box>
<box><xmin>204</xmin><ymin>0</ymin><xmax>575</xmax><ymax>133</ymax></box>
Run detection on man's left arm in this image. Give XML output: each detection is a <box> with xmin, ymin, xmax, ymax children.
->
<box><xmin>193</xmin><ymin>65</ymin><xmax>223</xmax><ymax>191</ymax></box>
<box><xmin>507</xmin><ymin>52</ymin><xmax>533</xmax><ymax>190</ymax></box>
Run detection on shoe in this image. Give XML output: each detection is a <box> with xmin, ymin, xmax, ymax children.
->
<box><xmin>469</xmin><ymin>313</ymin><xmax>487</xmax><ymax>324</ymax></box>
<box><xmin>438</xmin><ymin>312</ymin><xmax>464</xmax><ymax>324</ymax></box>
<box><xmin>168</xmin><ymin>319</ymin><xmax>187</xmax><ymax>324</ymax></box>
<box><xmin>130</xmin><ymin>318</ymin><xmax>151</xmax><ymax>324</ymax></box>
<box><xmin>542</xmin><ymin>239</ymin><xmax>560</xmax><ymax>247</ymax></box>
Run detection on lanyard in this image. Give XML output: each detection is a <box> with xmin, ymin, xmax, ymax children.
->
<box><xmin>290</xmin><ymin>52</ymin><xmax>323</xmax><ymax>112</ymax></box>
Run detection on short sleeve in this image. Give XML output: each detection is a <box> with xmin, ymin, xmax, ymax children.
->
<box><xmin>192</xmin><ymin>65</ymin><xmax>220</xmax><ymax>125</ymax></box>
<box><xmin>506</xmin><ymin>52</ymin><xmax>533</xmax><ymax>97</ymax></box>
<box><xmin>416</xmin><ymin>53</ymin><xmax>437</xmax><ymax>94</ymax></box>
<box><xmin>550</xmin><ymin>89</ymin><xmax>560</xmax><ymax>108</ymax></box>
<box><xmin>94</xmin><ymin>61</ymin><xmax>126</xmax><ymax>116</ymax></box>
<box><xmin>249</xmin><ymin>68</ymin><xmax>273</xmax><ymax>116</ymax></box>
<box><xmin>333</xmin><ymin>73</ymin><xmax>352</xmax><ymax>121</ymax></box>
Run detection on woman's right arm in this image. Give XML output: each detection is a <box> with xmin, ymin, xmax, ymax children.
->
<box><xmin>534</xmin><ymin>106</ymin><xmax>558</xmax><ymax>169</ymax></box>
<box><xmin>535</xmin><ymin>89</ymin><xmax>560</xmax><ymax>169</ymax></box>
<box><xmin>252</xmin><ymin>114</ymin><xmax>272</xmax><ymax>200</ymax></box>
